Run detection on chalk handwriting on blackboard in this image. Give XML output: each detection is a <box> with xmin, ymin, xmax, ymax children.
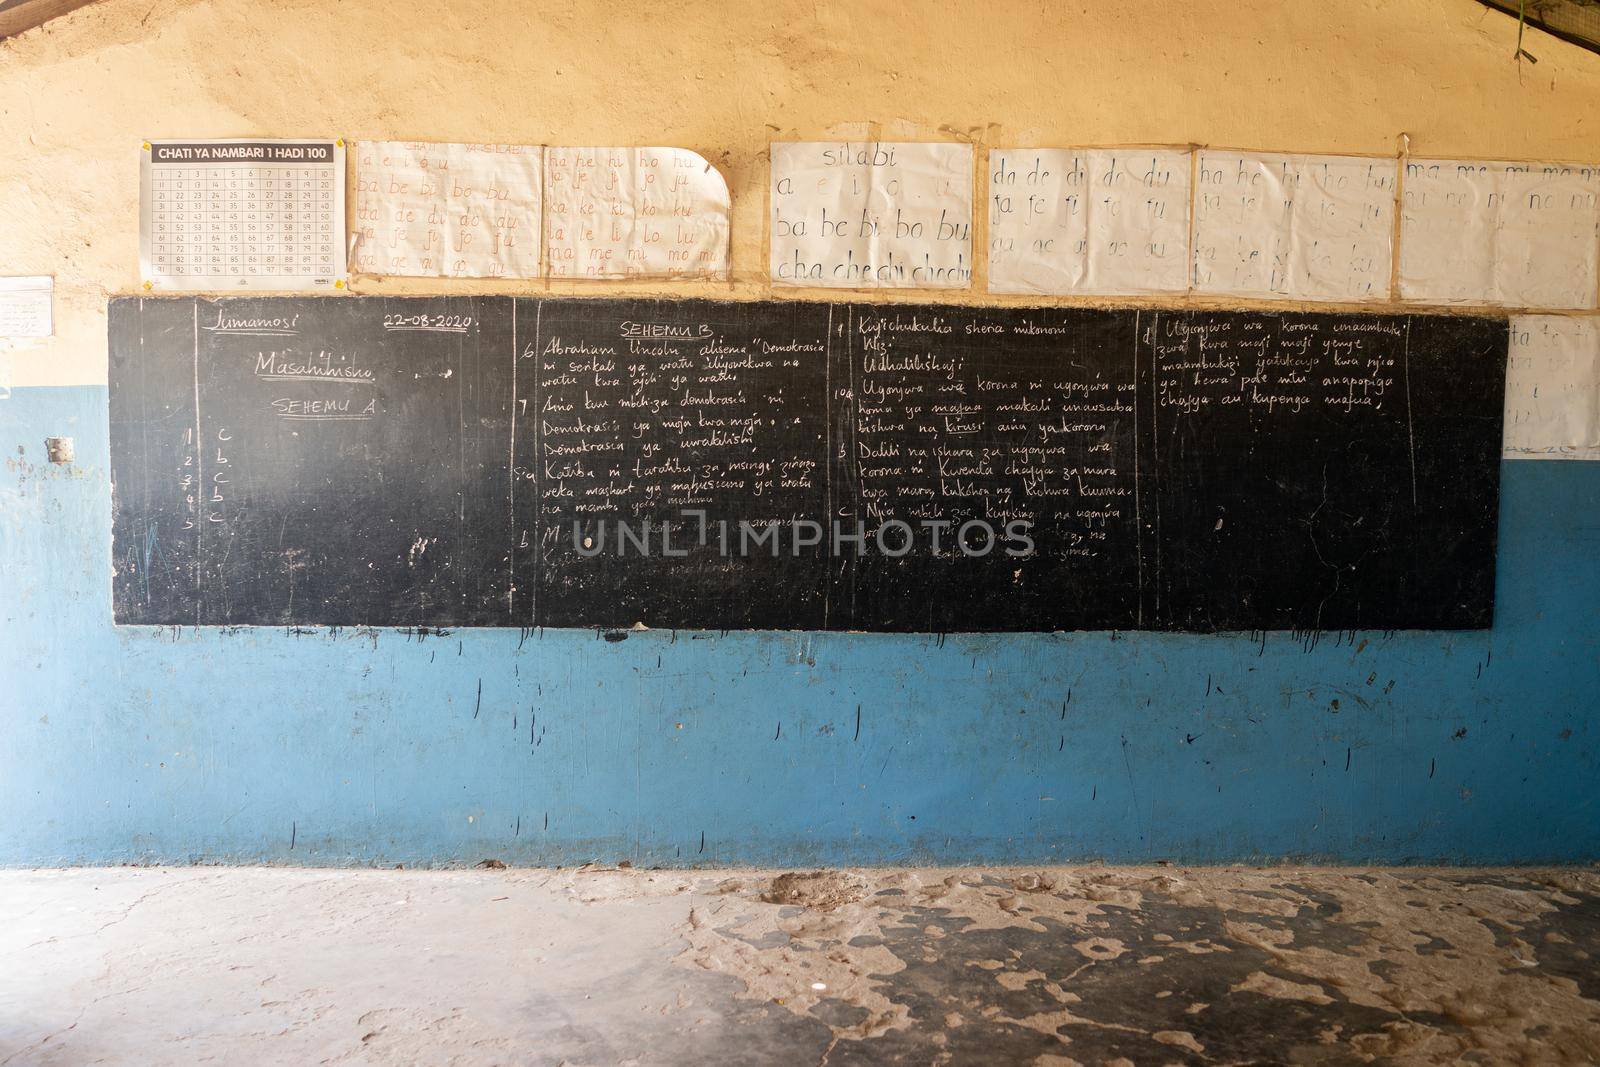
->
<box><xmin>108</xmin><ymin>297</ymin><xmax>1506</xmax><ymax>632</ymax></box>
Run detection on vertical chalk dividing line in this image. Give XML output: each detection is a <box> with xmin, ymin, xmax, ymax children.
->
<box><xmin>509</xmin><ymin>298</ymin><xmax>518</xmax><ymax>615</ymax></box>
<box><xmin>1133</xmin><ymin>309</ymin><xmax>1144</xmax><ymax>628</ymax></box>
<box><xmin>532</xmin><ymin>299</ymin><xmax>543</xmax><ymax>629</ymax></box>
<box><xmin>1402</xmin><ymin>318</ymin><xmax>1418</xmax><ymax>507</ymax></box>
<box><xmin>823</xmin><ymin>302</ymin><xmax>833</xmax><ymax>629</ymax></box>
<box><xmin>192</xmin><ymin>299</ymin><xmax>204</xmax><ymax>625</ymax></box>
<box><xmin>1149</xmin><ymin>310</ymin><xmax>1163</xmax><ymax>623</ymax></box>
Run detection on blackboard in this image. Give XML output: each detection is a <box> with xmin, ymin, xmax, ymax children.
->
<box><xmin>108</xmin><ymin>296</ymin><xmax>1507</xmax><ymax>632</ymax></box>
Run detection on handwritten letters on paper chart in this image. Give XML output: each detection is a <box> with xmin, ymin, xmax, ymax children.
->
<box><xmin>771</xmin><ymin>142</ymin><xmax>973</xmax><ymax>289</ymax></box>
<box><xmin>1400</xmin><ymin>160</ymin><xmax>1600</xmax><ymax>310</ymax></box>
<box><xmin>352</xmin><ymin>141</ymin><xmax>542</xmax><ymax>279</ymax></box>
<box><xmin>1504</xmin><ymin>316</ymin><xmax>1600</xmax><ymax>460</ymax></box>
<box><xmin>544</xmin><ymin>147</ymin><xmax>730</xmax><ymax>279</ymax></box>
<box><xmin>1191</xmin><ymin>151</ymin><xmax>1396</xmax><ymax>302</ymax></box>
<box><xmin>988</xmin><ymin>148</ymin><xmax>1192</xmax><ymax>295</ymax></box>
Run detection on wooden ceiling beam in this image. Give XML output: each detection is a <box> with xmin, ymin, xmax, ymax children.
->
<box><xmin>0</xmin><ymin>0</ymin><xmax>103</xmax><ymax>40</ymax></box>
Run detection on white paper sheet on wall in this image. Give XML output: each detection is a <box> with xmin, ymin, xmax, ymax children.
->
<box><xmin>1504</xmin><ymin>315</ymin><xmax>1600</xmax><ymax>460</ymax></box>
<box><xmin>988</xmin><ymin>148</ymin><xmax>1191</xmax><ymax>295</ymax></box>
<box><xmin>140</xmin><ymin>139</ymin><xmax>345</xmax><ymax>291</ymax></box>
<box><xmin>1399</xmin><ymin>160</ymin><xmax>1600</xmax><ymax>310</ymax></box>
<box><xmin>544</xmin><ymin>147</ymin><xmax>730</xmax><ymax>279</ymax></box>
<box><xmin>1191</xmin><ymin>151</ymin><xmax>1396</xmax><ymax>301</ymax></box>
<box><xmin>352</xmin><ymin>141</ymin><xmax>542</xmax><ymax>279</ymax></box>
<box><xmin>0</xmin><ymin>276</ymin><xmax>52</xmax><ymax>338</ymax></box>
<box><xmin>770</xmin><ymin>141</ymin><xmax>973</xmax><ymax>289</ymax></box>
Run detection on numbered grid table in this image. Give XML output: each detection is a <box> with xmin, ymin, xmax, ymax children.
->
<box><xmin>141</xmin><ymin>140</ymin><xmax>345</xmax><ymax>291</ymax></box>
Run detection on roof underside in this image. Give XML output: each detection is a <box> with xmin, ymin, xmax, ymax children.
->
<box><xmin>0</xmin><ymin>0</ymin><xmax>103</xmax><ymax>40</ymax></box>
<box><xmin>1479</xmin><ymin>0</ymin><xmax>1600</xmax><ymax>56</ymax></box>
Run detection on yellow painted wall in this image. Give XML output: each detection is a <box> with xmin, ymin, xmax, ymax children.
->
<box><xmin>2</xmin><ymin>0</ymin><xmax>1598</xmax><ymax>387</ymax></box>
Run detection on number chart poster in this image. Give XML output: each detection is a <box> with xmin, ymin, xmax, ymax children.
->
<box><xmin>140</xmin><ymin>139</ymin><xmax>346</xmax><ymax>291</ymax></box>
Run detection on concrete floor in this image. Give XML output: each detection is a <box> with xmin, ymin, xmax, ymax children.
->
<box><xmin>1</xmin><ymin>867</ymin><xmax>1597</xmax><ymax>1065</ymax></box>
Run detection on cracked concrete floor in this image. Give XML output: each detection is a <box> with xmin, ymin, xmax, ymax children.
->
<box><xmin>2</xmin><ymin>867</ymin><xmax>1598</xmax><ymax>1065</ymax></box>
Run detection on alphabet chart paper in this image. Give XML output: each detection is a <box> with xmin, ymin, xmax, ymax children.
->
<box><xmin>770</xmin><ymin>142</ymin><xmax>973</xmax><ymax>289</ymax></box>
<box><xmin>545</xmin><ymin>147</ymin><xmax>730</xmax><ymax>279</ymax></box>
<box><xmin>988</xmin><ymin>148</ymin><xmax>1192</xmax><ymax>295</ymax></box>
<box><xmin>141</xmin><ymin>139</ymin><xmax>346</xmax><ymax>291</ymax></box>
<box><xmin>352</xmin><ymin>141</ymin><xmax>542</xmax><ymax>279</ymax></box>
<box><xmin>1399</xmin><ymin>159</ymin><xmax>1600</xmax><ymax>309</ymax></box>
<box><xmin>1503</xmin><ymin>315</ymin><xmax>1600</xmax><ymax>459</ymax></box>
<box><xmin>1191</xmin><ymin>151</ymin><xmax>1396</xmax><ymax>301</ymax></box>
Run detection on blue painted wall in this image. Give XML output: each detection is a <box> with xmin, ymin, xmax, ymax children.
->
<box><xmin>2</xmin><ymin>384</ymin><xmax>1596</xmax><ymax>866</ymax></box>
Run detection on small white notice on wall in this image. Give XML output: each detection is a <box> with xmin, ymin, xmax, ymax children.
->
<box><xmin>770</xmin><ymin>141</ymin><xmax>973</xmax><ymax>289</ymax></box>
<box><xmin>1399</xmin><ymin>159</ymin><xmax>1600</xmax><ymax>310</ymax></box>
<box><xmin>0</xmin><ymin>276</ymin><xmax>52</xmax><ymax>338</ymax></box>
<box><xmin>1504</xmin><ymin>315</ymin><xmax>1600</xmax><ymax>460</ymax></box>
<box><xmin>545</xmin><ymin>147</ymin><xmax>730</xmax><ymax>279</ymax></box>
<box><xmin>141</xmin><ymin>139</ymin><xmax>345</xmax><ymax>291</ymax></box>
<box><xmin>988</xmin><ymin>148</ymin><xmax>1191</xmax><ymax>295</ymax></box>
<box><xmin>352</xmin><ymin>141</ymin><xmax>542</xmax><ymax>279</ymax></box>
<box><xmin>1192</xmin><ymin>151</ymin><xmax>1396</xmax><ymax>301</ymax></box>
